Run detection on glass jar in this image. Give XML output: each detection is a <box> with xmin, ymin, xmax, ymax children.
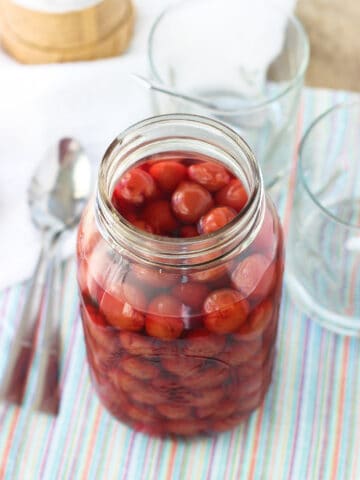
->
<box><xmin>77</xmin><ymin>114</ymin><xmax>284</xmax><ymax>436</ymax></box>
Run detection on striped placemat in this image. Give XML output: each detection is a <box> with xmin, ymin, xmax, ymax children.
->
<box><xmin>1</xmin><ymin>87</ymin><xmax>360</xmax><ymax>480</ymax></box>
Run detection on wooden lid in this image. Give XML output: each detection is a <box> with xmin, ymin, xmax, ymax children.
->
<box><xmin>0</xmin><ymin>0</ymin><xmax>135</xmax><ymax>63</ymax></box>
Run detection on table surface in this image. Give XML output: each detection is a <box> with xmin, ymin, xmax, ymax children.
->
<box><xmin>1</xmin><ymin>86</ymin><xmax>360</xmax><ymax>480</ymax></box>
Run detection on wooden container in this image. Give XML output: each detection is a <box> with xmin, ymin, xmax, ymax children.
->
<box><xmin>0</xmin><ymin>0</ymin><xmax>135</xmax><ymax>63</ymax></box>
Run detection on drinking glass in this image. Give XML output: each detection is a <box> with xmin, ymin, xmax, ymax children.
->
<box><xmin>148</xmin><ymin>0</ymin><xmax>309</xmax><ymax>191</ymax></box>
<box><xmin>286</xmin><ymin>102</ymin><xmax>360</xmax><ymax>336</ymax></box>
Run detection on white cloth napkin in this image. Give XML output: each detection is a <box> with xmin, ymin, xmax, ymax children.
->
<box><xmin>0</xmin><ymin>0</ymin><xmax>170</xmax><ymax>290</ymax></box>
<box><xmin>0</xmin><ymin>0</ymin><xmax>295</xmax><ymax>290</ymax></box>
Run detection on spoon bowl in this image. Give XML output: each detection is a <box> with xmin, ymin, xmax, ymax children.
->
<box><xmin>28</xmin><ymin>138</ymin><xmax>92</xmax><ymax>233</ymax></box>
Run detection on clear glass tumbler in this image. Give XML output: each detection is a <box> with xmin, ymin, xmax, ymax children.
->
<box><xmin>148</xmin><ymin>0</ymin><xmax>309</xmax><ymax>190</ymax></box>
<box><xmin>286</xmin><ymin>103</ymin><xmax>360</xmax><ymax>336</ymax></box>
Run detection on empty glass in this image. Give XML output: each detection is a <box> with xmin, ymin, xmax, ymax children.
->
<box><xmin>286</xmin><ymin>103</ymin><xmax>360</xmax><ymax>336</ymax></box>
<box><xmin>148</xmin><ymin>0</ymin><xmax>309</xmax><ymax>191</ymax></box>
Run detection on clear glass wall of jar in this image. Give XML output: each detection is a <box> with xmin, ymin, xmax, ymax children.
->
<box><xmin>77</xmin><ymin>114</ymin><xmax>284</xmax><ymax>436</ymax></box>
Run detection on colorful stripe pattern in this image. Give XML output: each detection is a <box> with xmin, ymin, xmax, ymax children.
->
<box><xmin>1</xmin><ymin>87</ymin><xmax>360</xmax><ymax>480</ymax></box>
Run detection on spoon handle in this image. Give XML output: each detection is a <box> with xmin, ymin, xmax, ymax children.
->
<box><xmin>132</xmin><ymin>73</ymin><xmax>219</xmax><ymax>110</ymax></box>
<box><xmin>31</xmin><ymin>238</ymin><xmax>63</xmax><ymax>415</ymax></box>
<box><xmin>0</xmin><ymin>231</ymin><xmax>57</xmax><ymax>405</ymax></box>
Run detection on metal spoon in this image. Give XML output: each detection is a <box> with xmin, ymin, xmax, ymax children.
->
<box><xmin>132</xmin><ymin>73</ymin><xmax>221</xmax><ymax>111</ymax></box>
<box><xmin>1</xmin><ymin>138</ymin><xmax>92</xmax><ymax>408</ymax></box>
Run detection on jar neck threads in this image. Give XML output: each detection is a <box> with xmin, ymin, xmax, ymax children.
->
<box><xmin>96</xmin><ymin>114</ymin><xmax>265</xmax><ymax>267</ymax></box>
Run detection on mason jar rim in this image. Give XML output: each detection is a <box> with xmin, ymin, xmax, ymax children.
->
<box><xmin>148</xmin><ymin>0</ymin><xmax>310</xmax><ymax>116</ymax></box>
<box><xmin>95</xmin><ymin>114</ymin><xmax>265</xmax><ymax>267</ymax></box>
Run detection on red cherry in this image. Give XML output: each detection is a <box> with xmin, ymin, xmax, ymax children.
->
<box><xmin>85</xmin><ymin>243</ymin><xmax>111</xmax><ymax>303</ymax></box>
<box><xmin>119</xmin><ymin>331</ymin><xmax>158</xmax><ymax>356</ymax></box>
<box><xmin>180</xmin><ymin>385</ymin><xmax>224</xmax><ymax>408</ymax></box>
<box><xmin>83</xmin><ymin>303</ymin><xmax>108</xmax><ymax>328</ymax></box>
<box><xmin>81</xmin><ymin>303</ymin><xmax>115</xmax><ymax>352</ymax></box>
<box><xmin>203</xmin><ymin>288</ymin><xmax>250</xmax><ymax>334</ymax></box>
<box><xmin>239</xmin><ymin>389</ymin><xmax>270</xmax><ymax>415</ymax></box>
<box><xmin>217</xmin><ymin>341</ymin><xmax>257</xmax><ymax>366</ymax></box>
<box><xmin>131</xmin><ymin>219</ymin><xmax>154</xmax><ymax>234</ymax></box>
<box><xmin>188</xmin><ymin>161</ymin><xmax>230</xmax><ymax>192</ymax></box>
<box><xmin>182</xmin><ymin>328</ymin><xmax>226</xmax><ymax>356</ymax></box>
<box><xmin>121</xmin><ymin>355</ymin><xmax>160</xmax><ymax>380</ymax></box>
<box><xmin>172</xmin><ymin>282</ymin><xmax>209</xmax><ymax>311</ymax></box>
<box><xmin>157</xmin><ymin>403</ymin><xmax>192</xmax><ymax>420</ymax></box>
<box><xmin>92</xmin><ymin>270</ymin><xmax>146</xmax><ymax>313</ymax></box>
<box><xmin>143</xmin><ymin>200</ymin><xmax>178</xmax><ymax>235</ymax></box>
<box><xmin>181</xmin><ymin>361</ymin><xmax>229</xmax><ymax>389</ymax></box>
<box><xmin>145</xmin><ymin>295</ymin><xmax>185</xmax><ymax>339</ymax></box>
<box><xmin>113</xmin><ymin>168</ymin><xmax>156</xmax><ymax>205</ymax></box>
<box><xmin>248</xmin><ymin>299</ymin><xmax>273</xmax><ymax>332</ymax></box>
<box><xmin>172</xmin><ymin>181</ymin><xmax>213</xmax><ymax>224</ymax></box>
<box><xmin>161</xmin><ymin>356</ymin><xmax>205</xmax><ymax>377</ymax></box>
<box><xmin>99</xmin><ymin>282</ymin><xmax>146</xmax><ymax>331</ymax></box>
<box><xmin>131</xmin><ymin>264</ymin><xmax>178</xmax><ymax>289</ymax></box>
<box><xmin>121</xmin><ymin>210</ymin><xmax>139</xmax><ymax>224</ymax></box>
<box><xmin>249</xmin><ymin>345</ymin><xmax>275</xmax><ymax>371</ymax></box>
<box><xmin>87</xmin><ymin>350</ymin><xmax>111</xmax><ymax>386</ymax></box>
<box><xmin>100</xmin><ymin>377</ymin><xmax>130</xmax><ymax>404</ymax></box>
<box><xmin>231</xmin><ymin>254</ymin><xmax>276</xmax><ymax>301</ymax></box>
<box><xmin>190</xmin><ymin>263</ymin><xmax>228</xmax><ymax>284</ymax></box>
<box><xmin>111</xmin><ymin>192</ymin><xmax>138</xmax><ymax>220</ymax></box>
<box><xmin>179</xmin><ymin>225</ymin><xmax>199</xmax><ymax>238</ymax></box>
<box><xmin>250</xmin><ymin>207</ymin><xmax>277</xmax><ymax>258</ymax></box>
<box><xmin>215</xmin><ymin>179</ymin><xmax>248</xmax><ymax>212</ymax></box>
<box><xmin>263</xmin><ymin>307</ymin><xmax>279</xmax><ymax>345</ymax></box>
<box><xmin>234</xmin><ymin>348</ymin><xmax>275</xmax><ymax>378</ymax></box>
<box><xmin>196</xmin><ymin>398</ymin><xmax>239</xmax><ymax>421</ymax></box>
<box><xmin>129</xmin><ymin>385</ymin><xmax>167</xmax><ymax>406</ymax></box>
<box><xmin>149</xmin><ymin>161</ymin><xmax>188</xmax><ymax>192</ymax></box>
<box><xmin>109</xmin><ymin>368</ymin><xmax>144</xmax><ymax>394</ymax></box>
<box><xmin>121</xmin><ymin>280</ymin><xmax>148</xmax><ymax>311</ymax></box>
<box><xmin>198</xmin><ymin>206</ymin><xmax>237</xmax><ymax>234</ymax></box>
<box><xmin>126</xmin><ymin>403</ymin><xmax>159</xmax><ymax>425</ymax></box>
<box><xmin>151</xmin><ymin>375</ymin><xmax>182</xmax><ymax>390</ymax></box>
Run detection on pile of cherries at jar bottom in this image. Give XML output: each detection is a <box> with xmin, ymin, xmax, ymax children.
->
<box><xmin>78</xmin><ymin>152</ymin><xmax>284</xmax><ymax>436</ymax></box>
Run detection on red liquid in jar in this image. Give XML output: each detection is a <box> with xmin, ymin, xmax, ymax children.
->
<box><xmin>77</xmin><ymin>151</ymin><xmax>284</xmax><ymax>437</ymax></box>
